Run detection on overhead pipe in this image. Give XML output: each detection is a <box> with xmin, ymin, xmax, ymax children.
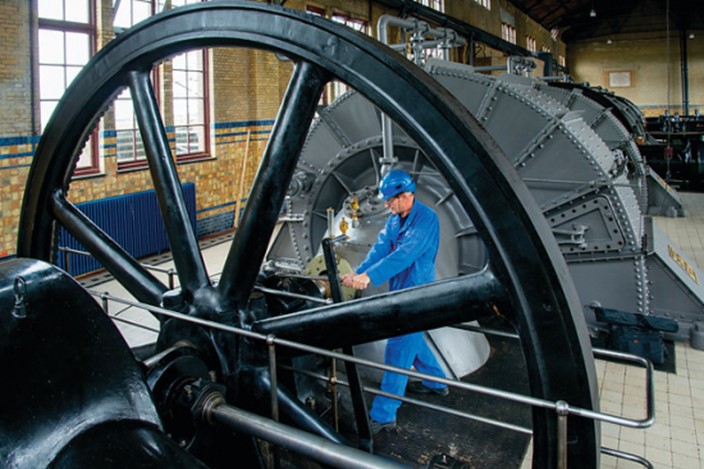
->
<box><xmin>376</xmin><ymin>0</ymin><xmax>530</xmax><ymax>57</ymax></box>
<box><xmin>680</xmin><ymin>28</ymin><xmax>690</xmax><ymax>116</ymax></box>
<box><xmin>376</xmin><ymin>15</ymin><xmax>466</xmax><ymax>174</ymax></box>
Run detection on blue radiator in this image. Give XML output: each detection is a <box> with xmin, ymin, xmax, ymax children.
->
<box><xmin>58</xmin><ymin>183</ymin><xmax>196</xmax><ymax>277</ymax></box>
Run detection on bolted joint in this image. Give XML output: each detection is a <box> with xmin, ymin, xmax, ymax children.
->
<box><xmin>184</xmin><ymin>378</ymin><xmax>228</xmax><ymax>426</ymax></box>
<box><xmin>11</xmin><ymin>276</ymin><xmax>28</xmax><ymax>319</ymax></box>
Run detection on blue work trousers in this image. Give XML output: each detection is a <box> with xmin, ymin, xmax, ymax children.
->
<box><xmin>369</xmin><ymin>332</ymin><xmax>447</xmax><ymax>423</ymax></box>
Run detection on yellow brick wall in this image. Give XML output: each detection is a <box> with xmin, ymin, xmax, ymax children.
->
<box><xmin>0</xmin><ymin>0</ymin><xmax>33</xmax><ymax>135</ymax></box>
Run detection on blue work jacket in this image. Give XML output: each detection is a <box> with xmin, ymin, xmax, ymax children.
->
<box><xmin>356</xmin><ymin>199</ymin><xmax>439</xmax><ymax>291</ymax></box>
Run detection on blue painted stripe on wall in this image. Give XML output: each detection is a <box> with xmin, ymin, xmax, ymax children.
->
<box><xmin>216</xmin><ymin>129</ymin><xmax>271</xmax><ymax>139</ymax></box>
<box><xmin>0</xmin><ymin>152</ymin><xmax>34</xmax><ymax>160</ymax></box>
<box><xmin>215</xmin><ymin>137</ymin><xmax>270</xmax><ymax>146</ymax></box>
<box><xmin>0</xmin><ymin>135</ymin><xmax>40</xmax><ymax>146</ymax></box>
<box><xmin>213</xmin><ymin>119</ymin><xmax>275</xmax><ymax>129</ymax></box>
<box><xmin>0</xmin><ymin>120</ymin><xmax>273</xmax><ymax>169</ymax></box>
<box><xmin>196</xmin><ymin>199</ymin><xmax>249</xmax><ymax>214</ymax></box>
<box><xmin>0</xmin><ymin>163</ymin><xmax>33</xmax><ymax>170</ymax></box>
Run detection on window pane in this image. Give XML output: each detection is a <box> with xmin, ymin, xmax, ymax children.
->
<box><xmin>39</xmin><ymin>30</ymin><xmax>65</xmax><ymax>65</ymax></box>
<box><xmin>40</xmin><ymin>101</ymin><xmax>58</xmax><ymax>131</ymax></box>
<box><xmin>188</xmin><ymin>99</ymin><xmax>204</xmax><ymax>125</ymax></box>
<box><xmin>173</xmin><ymin>99</ymin><xmax>187</xmax><ymax>125</ymax></box>
<box><xmin>66</xmin><ymin>66</ymin><xmax>83</xmax><ymax>88</ymax></box>
<box><xmin>175</xmin><ymin>126</ymin><xmax>204</xmax><ymax>155</ymax></box>
<box><xmin>116</xmin><ymin>130</ymin><xmax>145</xmax><ymax>162</ymax></box>
<box><xmin>66</xmin><ymin>33</ymin><xmax>90</xmax><ymax>65</ymax></box>
<box><xmin>66</xmin><ymin>0</ymin><xmax>90</xmax><ymax>23</ymax></box>
<box><xmin>173</xmin><ymin>70</ymin><xmax>187</xmax><ymax>98</ymax></box>
<box><xmin>190</xmin><ymin>126</ymin><xmax>205</xmax><ymax>153</ymax></box>
<box><xmin>135</xmin><ymin>136</ymin><xmax>146</xmax><ymax>160</ymax></box>
<box><xmin>114</xmin><ymin>97</ymin><xmax>135</xmax><ymax>130</ymax></box>
<box><xmin>172</xmin><ymin>54</ymin><xmax>186</xmax><ymax>69</ymax></box>
<box><xmin>187</xmin><ymin>72</ymin><xmax>203</xmax><ymax>98</ymax></box>
<box><xmin>76</xmin><ymin>135</ymin><xmax>94</xmax><ymax>168</ymax></box>
<box><xmin>175</xmin><ymin>127</ymin><xmax>188</xmax><ymax>154</ymax></box>
<box><xmin>38</xmin><ymin>0</ymin><xmax>64</xmax><ymax>20</ymax></box>
<box><xmin>133</xmin><ymin>0</ymin><xmax>152</xmax><ymax>24</ymax></box>
<box><xmin>39</xmin><ymin>65</ymin><xmax>67</xmax><ymax>99</ymax></box>
<box><xmin>186</xmin><ymin>51</ymin><xmax>203</xmax><ymax>71</ymax></box>
<box><xmin>113</xmin><ymin>1</ymin><xmax>133</xmax><ymax>29</ymax></box>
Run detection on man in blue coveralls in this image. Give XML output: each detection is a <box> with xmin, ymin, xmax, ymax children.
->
<box><xmin>341</xmin><ymin>169</ymin><xmax>449</xmax><ymax>435</ymax></box>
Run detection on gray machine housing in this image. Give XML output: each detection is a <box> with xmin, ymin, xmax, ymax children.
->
<box><xmin>267</xmin><ymin>58</ymin><xmax>704</xmax><ymax>358</ymax></box>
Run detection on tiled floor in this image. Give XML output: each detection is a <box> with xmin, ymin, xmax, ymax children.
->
<box><xmin>93</xmin><ymin>193</ymin><xmax>704</xmax><ymax>468</ymax></box>
<box><xmin>520</xmin><ymin>192</ymin><xmax>704</xmax><ymax>468</ymax></box>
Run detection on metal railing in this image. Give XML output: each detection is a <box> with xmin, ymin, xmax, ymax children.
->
<box><xmin>91</xmin><ymin>290</ymin><xmax>656</xmax><ymax>469</ymax></box>
<box><xmin>59</xmin><ymin>247</ymin><xmax>177</xmax><ymax>289</ymax></box>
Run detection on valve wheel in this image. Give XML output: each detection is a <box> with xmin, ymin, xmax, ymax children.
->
<box><xmin>18</xmin><ymin>2</ymin><xmax>598</xmax><ymax>467</ymax></box>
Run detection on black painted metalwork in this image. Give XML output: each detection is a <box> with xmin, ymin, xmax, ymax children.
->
<box><xmin>17</xmin><ymin>2</ymin><xmax>599</xmax><ymax>467</ymax></box>
<box><xmin>218</xmin><ymin>62</ymin><xmax>329</xmax><ymax>308</ymax></box>
<box><xmin>128</xmin><ymin>70</ymin><xmax>211</xmax><ymax>297</ymax></box>
<box><xmin>255</xmin><ymin>272</ymin><xmax>506</xmax><ymax>349</ymax></box>
<box><xmin>322</xmin><ymin>237</ymin><xmax>373</xmax><ymax>451</ymax></box>
<box><xmin>0</xmin><ymin>258</ymin><xmax>201</xmax><ymax>468</ymax></box>
<box><xmin>50</xmin><ymin>191</ymin><xmax>166</xmax><ymax>305</ymax></box>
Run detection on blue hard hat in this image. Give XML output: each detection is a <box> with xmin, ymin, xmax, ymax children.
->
<box><xmin>378</xmin><ymin>169</ymin><xmax>416</xmax><ymax>200</ymax></box>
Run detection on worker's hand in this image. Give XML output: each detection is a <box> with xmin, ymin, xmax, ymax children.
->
<box><xmin>341</xmin><ymin>273</ymin><xmax>356</xmax><ymax>287</ymax></box>
<box><xmin>341</xmin><ymin>273</ymin><xmax>371</xmax><ymax>290</ymax></box>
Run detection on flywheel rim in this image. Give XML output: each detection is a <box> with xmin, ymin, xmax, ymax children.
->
<box><xmin>18</xmin><ymin>2</ymin><xmax>598</xmax><ymax>467</ymax></box>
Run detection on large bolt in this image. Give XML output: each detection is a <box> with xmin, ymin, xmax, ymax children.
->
<box><xmin>11</xmin><ymin>276</ymin><xmax>28</xmax><ymax>319</ymax></box>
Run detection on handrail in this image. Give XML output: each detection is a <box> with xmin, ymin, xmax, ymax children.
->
<box><xmin>454</xmin><ymin>324</ymin><xmax>656</xmax><ymax>429</ymax></box>
<box><xmin>91</xmin><ymin>290</ymin><xmax>655</xmax><ymax>468</ymax></box>
<box><xmin>59</xmin><ymin>246</ymin><xmax>177</xmax><ymax>288</ymax></box>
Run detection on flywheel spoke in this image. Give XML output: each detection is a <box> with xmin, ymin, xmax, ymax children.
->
<box><xmin>127</xmin><ymin>70</ymin><xmax>210</xmax><ymax>296</ymax></box>
<box><xmin>51</xmin><ymin>191</ymin><xmax>167</xmax><ymax>305</ymax></box>
<box><xmin>218</xmin><ymin>61</ymin><xmax>329</xmax><ymax>307</ymax></box>
<box><xmin>252</xmin><ymin>269</ymin><xmax>507</xmax><ymax>350</ymax></box>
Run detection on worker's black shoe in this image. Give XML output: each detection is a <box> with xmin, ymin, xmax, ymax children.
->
<box><xmin>407</xmin><ymin>381</ymin><xmax>449</xmax><ymax>397</ymax></box>
<box><xmin>370</xmin><ymin>420</ymin><xmax>397</xmax><ymax>435</ymax></box>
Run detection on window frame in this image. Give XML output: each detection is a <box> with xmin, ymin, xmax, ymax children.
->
<box><xmin>526</xmin><ymin>35</ymin><xmax>537</xmax><ymax>53</ymax></box>
<box><xmin>171</xmin><ymin>49</ymin><xmax>212</xmax><ymax>164</ymax></box>
<box><xmin>474</xmin><ymin>0</ymin><xmax>491</xmax><ymax>9</ymax></box>
<box><xmin>417</xmin><ymin>0</ymin><xmax>444</xmax><ymax>12</ymax></box>
<box><xmin>114</xmin><ymin>0</ymin><xmax>211</xmax><ymax>171</ymax></box>
<box><xmin>37</xmin><ymin>1</ymin><xmax>100</xmax><ymax>177</ymax></box>
<box><xmin>501</xmin><ymin>22</ymin><xmax>517</xmax><ymax>45</ymax></box>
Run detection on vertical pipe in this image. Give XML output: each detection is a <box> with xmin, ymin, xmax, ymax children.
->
<box><xmin>64</xmin><ymin>249</ymin><xmax>71</xmax><ymax>276</ymax></box>
<box><xmin>556</xmin><ymin>400</ymin><xmax>569</xmax><ymax>469</ymax></box>
<box><xmin>326</xmin><ymin>207</ymin><xmax>334</xmax><ymax>238</ymax></box>
<box><xmin>101</xmin><ymin>292</ymin><xmax>110</xmax><ymax>315</ymax></box>
<box><xmin>29</xmin><ymin>0</ymin><xmax>37</xmax><ymax>134</ymax></box>
<box><xmin>267</xmin><ymin>335</ymin><xmax>279</xmax><ymax>422</ymax></box>
<box><xmin>267</xmin><ymin>335</ymin><xmax>281</xmax><ymax>469</ymax></box>
<box><xmin>680</xmin><ymin>29</ymin><xmax>690</xmax><ymax>116</ymax></box>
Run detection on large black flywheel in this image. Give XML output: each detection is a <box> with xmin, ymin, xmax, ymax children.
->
<box><xmin>18</xmin><ymin>2</ymin><xmax>599</xmax><ymax>467</ymax></box>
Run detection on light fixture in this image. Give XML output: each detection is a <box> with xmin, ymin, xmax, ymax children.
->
<box><xmin>607</xmin><ymin>38</ymin><xmax>612</xmax><ymax>44</ymax></box>
<box><xmin>590</xmin><ymin>0</ymin><xmax>596</xmax><ymax>17</ymax></box>
<box><xmin>689</xmin><ymin>33</ymin><xmax>695</xmax><ymax>39</ymax></box>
